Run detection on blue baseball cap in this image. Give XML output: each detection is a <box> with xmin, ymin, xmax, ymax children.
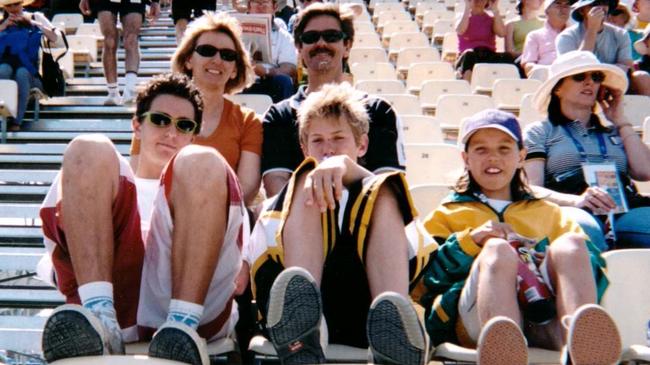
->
<box><xmin>460</xmin><ymin>109</ymin><xmax>523</xmax><ymax>147</ymax></box>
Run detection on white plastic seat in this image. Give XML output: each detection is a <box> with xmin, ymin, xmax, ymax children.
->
<box><xmin>350</xmin><ymin>62</ymin><xmax>397</xmax><ymax>82</ymax></box>
<box><xmin>0</xmin><ymin>80</ymin><xmax>18</xmax><ymax>143</ymax></box>
<box><xmin>353</xmin><ymin>21</ymin><xmax>375</xmax><ymax>33</ymax></box>
<box><xmin>409</xmin><ymin>183</ymin><xmax>451</xmax><ymax>217</ymax></box>
<box><xmin>400</xmin><ymin>115</ymin><xmax>443</xmax><ymax>143</ymax></box>
<box><xmin>423</xmin><ymin>16</ymin><xmax>454</xmax><ymax>40</ymax></box>
<box><xmin>66</xmin><ymin>34</ymin><xmax>99</xmax><ymax>62</ymax></box>
<box><xmin>388</xmin><ymin>32</ymin><xmax>430</xmax><ymax>62</ymax></box>
<box><xmin>75</xmin><ymin>23</ymin><xmax>104</xmax><ymax>39</ymax></box>
<box><xmin>348</xmin><ymin>47</ymin><xmax>389</xmax><ymax>65</ymax></box>
<box><xmin>355</xmin><ymin>79</ymin><xmax>406</xmax><ymax>95</ymax></box>
<box><xmin>491</xmin><ymin>79</ymin><xmax>542</xmax><ymax>111</ymax></box>
<box><xmin>381</xmin><ymin>94</ymin><xmax>422</xmax><ymax>115</ymax></box>
<box><xmin>226</xmin><ymin>94</ymin><xmax>272</xmax><ymax>115</ymax></box>
<box><xmin>441</xmin><ymin>32</ymin><xmax>459</xmax><ymax>62</ymax></box>
<box><xmin>470</xmin><ymin>63</ymin><xmax>520</xmax><ymax>94</ymax></box>
<box><xmin>381</xmin><ymin>20</ymin><xmax>420</xmax><ymax>46</ymax></box>
<box><xmin>52</xmin><ymin>13</ymin><xmax>84</xmax><ymax>34</ymax></box>
<box><xmin>352</xmin><ymin>32</ymin><xmax>383</xmax><ymax>49</ymax></box>
<box><xmin>369</xmin><ymin>0</ymin><xmax>399</xmax><ymax>12</ymax></box>
<box><xmin>435</xmin><ymin>94</ymin><xmax>495</xmax><ymax>129</ymax></box>
<box><xmin>601</xmin><ymin>249</ymin><xmax>650</xmax><ymax>363</ymax></box>
<box><xmin>375</xmin><ymin>9</ymin><xmax>411</xmax><ymax>27</ymax></box>
<box><xmin>419</xmin><ymin>79</ymin><xmax>471</xmax><ymax>114</ymax></box>
<box><xmin>518</xmin><ymin>93</ymin><xmax>547</xmax><ymax>127</ymax></box>
<box><xmin>621</xmin><ymin>95</ymin><xmax>650</xmax><ymax>128</ymax></box>
<box><xmin>406</xmin><ymin>62</ymin><xmax>455</xmax><ymax>95</ymax></box>
<box><xmin>249</xmin><ymin>335</ymin><xmax>367</xmax><ymax>363</ymax></box>
<box><xmin>395</xmin><ymin>47</ymin><xmax>441</xmax><ymax>79</ymax></box>
<box><xmin>404</xmin><ymin>143</ymin><xmax>464</xmax><ymax>185</ymax></box>
<box><xmin>415</xmin><ymin>2</ymin><xmax>448</xmax><ymax>23</ymax></box>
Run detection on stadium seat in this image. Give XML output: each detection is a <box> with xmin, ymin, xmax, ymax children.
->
<box><xmin>0</xmin><ymin>80</ymin><xmax>18</xmax><ymax>143</ymax></box>
<box><xmin>441</xmin><ymin>32</ymin><xmax>459</xmax><ymax>62</ymax></box>
<box><xmin>601</xmin><ymin>249</ymin><xmax>650</xmax><ymax>363</ymax></box>
<box><xmin>388</xmin><ymin>32</ymin><xmax>430</xmax><ymax>62</ymax></box>
<box><xmin>621</xmin><ymin>95</ymin><xmax>650</xmax><ymax>128</ymax></box>
<box><xmin>419</xmin><ymin>79</ymin><xmax>471</xmax><ymax>114</ymax></box>
<box><xmin>423</xmin><ymin>16</ymin><xmax>454</xmax><ymax>40</ymax></box>
<box><xmin>491</xmin><ymin>79</ymin><xmax>542</xmax><ymax>112</ymax></box>
<box><xmin>396</xmin><ymin>47</ymin><xmax>441</xmax><ymax>79</ymax></box>
<box><xmin>409</xmin><ymin>183</ymin><xmax>452</xmax><ymax>217</ymax></box>
<box><xmin>400</xmin><ymin>115</ymin><xmax>444</xmax><ymax>143</ymax></box>
<box><xmin>414</xmin><ymin>2</ymin><xmax>448</xmax><ymax>23</ymax></box>
<box><xmin>470</xmin><ymin>63</ymin><xmax>520</xmax><ymax>94</ymax></box>
<box><xmin>348</xmin><ymin>47</ymin><xmax>389</xmax><ymax>65</ymax></box>
<box><xmin>52</xmin><ymin>13</ymin><xmax>84</xmax><ymax>34</ymax></box>
<box><xmin>67</xmin><ymin>35</ymin><xmax>99</xmax><ymax>63</ymax></box>
<box><xmin>435</xmin><ymin>94</ymin><xmax>495</xmax><ymax>129</ymax></box>
<box><xmin>350</xmin><ymin>62</ymin><xmax>398</xmax><ymax>82</ymax></box>
<box><xmin>75</xmin><ymin>23</ymin><xmax>104</xmax><ymax>40</ymax></box>
<box><xmin>226</xmin><ymin>94</ymin><xmax>273</xmax><ymax>115</ymax></box>
<box><xmin>404</xmin><ymin>143</ymin><xmax>464</xmax><ymax>185</ymax></box>
<box><xmin>381</xmin><ymin>20</ymin><xmax>420</xmax><ymax>46</ymax></box>
<box><xmin>518</xmin><ymin>93</ymin><xmax>547</xmax><ymax>127</ymax></box>
<box><xmin>375</xmin><ymin>9</ymin><xmax>411</xmax><ymax>28</ymax></box>
<box><xmin>406</xmin><ymin>62</ymin><xmax>455</xmax><ymax>95</ymax></box>
<box><xmin>353</xmin><ymin>21</ymin><xmax>375</xmax><ymax>33</ymax></box>
<box><xmin>381</xmin><ymin>94</ymin><xmax>423</xmax><ymax>115</ymax></box>
<box><xmin>434</xmin><ymin>343</ymin><xmax>560</xmax><ymax>364</ymax></box>
<box><xmin>355</xmin><ymin>79</ymin><xmax>406</xmax><ymax>95</ymax></box>
<box><xmin>249</xmin><ymin>335</ymin><xmax>367</xmax><ymax>364</ymax></box>
<box><xmin>352</xmin><ymin>32</ymin><xmax>384</xmax><ymax>49</ymax></box>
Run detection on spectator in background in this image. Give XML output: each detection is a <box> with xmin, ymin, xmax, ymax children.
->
<box><xmin>555</xmin><ymin>0</ymin><xmax>650</xmax><ymax>95</ymax></box>
<box><xmin>0</xmin><ymin>0</ymin><xmax>57</xmax><ymax>131</ymax></box>
<box><xmin>632</xmin><ymin>0</ymin><xmax>650</xmax><ymax>30</ymax></box>
<box><xmin>606</xmin><ymin>4</ymin><xmax>643</xmax><ymax>60</ymax></box>
<box><xmin>634</xmin><ymin>23</ymin><xmax>650</xmax><ymax>71</ymax></box>
<box><xmin>505</xmin><ymin>0</ymin><xmax>543</xmax><ymax>58</ymax></box>
<box><xmin>261</xmin><ymin>3</ymin><xmax>405</xmax><ymax>197</ymax></box>
<box><xmin>275</xmin><ymin>0</ymin><xmax>295</xmax><ymax>27</ymax></box>
<box><xmin>454</xmin><ymin>0</ymin><xmax>516</xmax><ymax>81</ymax></box>
<box><xmin>521</xmin><ymin>0</ymin><xmax>571</xmax><ymax>75</ymax></box>
<box><xmin>287</xmin><ymin>0</ymin><xmax>321</xmax><ymax>32</ymax></box>
<box><xmin>241</xmin><ymin>0</ymin><xmax>298</xmax><ymax>103</ymax></box>
<box><xmin>79</xmin><ymin>0</ymin><xmax>160</xmax><ymax>105</ymax></box>
<box><xmin>171</xmin><ymin>0</ymin><xmax>216</xmax><ymax>44</ymax></box>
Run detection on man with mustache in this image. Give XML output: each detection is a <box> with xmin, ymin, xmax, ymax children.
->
<box><xmin>260</xmin><ymin>2</ymin><xmax>406</xmax><ymax>197</ymax></box>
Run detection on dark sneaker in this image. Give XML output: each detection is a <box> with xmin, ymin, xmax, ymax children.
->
<box><xmin>267</xmin><ymin>267</ymin><xmax>325</xmax><ymax>365</ymax></box>
<box><xmin>42</xmin><ymin>304</ymin><xmax>123</xmax><ymax>362</ymax></box>
<box><xmin>477</xmin><ymin>316</ymin><xmax>527</xmax><ymax>365</ymax></box>
<box><xmin>562</xmin><ymin>304</ymin><xmax>621</xmax><ymax>365</ymax></box>
<box><xmin>367</xmin><ymin>292</ymin><xmax>429</xmax><ymax>365</ymax></box>
<box><xmin>148</xmin><ymin>322</ymin><xmax>209</xmax><ymax>365</ymax></box>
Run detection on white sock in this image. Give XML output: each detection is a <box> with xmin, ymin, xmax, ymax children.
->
<box><xmin>166</xmin><ymin>299</ymin><xmax>204</xmax><ymax>330</ymax></box>
<box><xmin>107</xmin><ymin>83</ymin><xmax>119</xmax><ymax>97</ymax></box>
<box><xmin>124</xmin><ymin>72</ymin><xmax>137</xmax><ymax>90</ymax></box>
<box><xmin>78</xmin><ymin>281</ymin><xmax>114</xmax><ymax>310</ymax></box>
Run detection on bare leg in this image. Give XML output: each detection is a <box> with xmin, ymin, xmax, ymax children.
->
<box><xmin>282</xmin><ymin>173</ymin><xmax>324</xmax><ymax>284</ymax></box>
<box><xmin>365</xmin><ymin>185</ymin><xmax>409</xmax><ymax>298</ymax></box>
<box><xmin>477</xmin><ymin>238</ymin><xmax>521</xmax><ymax>327</ymax></box>
<box><xmin>97</xmin><ymin>12</ymin><xmax>119</xmax><ymax>85</ymax></box>
<box><xmin>175</xmin><ymin>18</ymin><xmax>188</xmax><ymax>45</ymax></box>
<box><xmin>631</xmin><ymin>71</ymin><xmax>650</xmax><ymax>96</ymax></box>
<box><xmin>61</xmin><ymin>135</ymin><xmax>120</xmax><ymax>285</ymax></box>
<box><xmin>169</xmin><ymin>145</ymin><xmax>228</xmax><ymax>303</ymax></box>
<box><xmin>121</xmin><ymin>12</ymin><xmax>142</xmax><ymax>75</ymax></box>
<box><xmin>462</xmin><ymin>69</ymin><xmax>472</xmax><ymax>82</ymax></box>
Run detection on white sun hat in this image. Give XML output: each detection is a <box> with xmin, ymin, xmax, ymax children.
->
<box><xmin>531</xmin><ymin>50</ymin><xmax>628</xmax><ymax>113</ymax></box>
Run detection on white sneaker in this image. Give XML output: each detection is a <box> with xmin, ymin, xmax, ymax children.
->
<box><xmin>122</xmin><ymin>87</ymin><xmax>137</xmax><ymax>104</ymax></box>
<box><xmin>148</xmin><ymin>321</ymin><xmax>209</xmax><ymax>365</ymax></box>
<box><xmin>104</xmin><ymin>92</ymin><xmax>122</xmax><ymax>106</ymax></box>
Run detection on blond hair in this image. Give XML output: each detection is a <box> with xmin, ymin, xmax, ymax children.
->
<box><xmin>298</xmin><ymin>83</ymin><xmax>369</xmax><ymax>145</ymax></box>
<box><xmin>171</xmin><ymin>12</ymin><xmax>254</xmax><ymax>94</ymax></box>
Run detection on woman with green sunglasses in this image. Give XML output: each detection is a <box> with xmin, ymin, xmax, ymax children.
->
<box><xmin>131</xmin><ymin>12</ymin><xmax>262</xmax><ymax>207</ymax></box>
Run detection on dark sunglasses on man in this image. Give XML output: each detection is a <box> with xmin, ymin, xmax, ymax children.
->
<box><xmin>140</xmin><ymin>111</ymin><xmax>199</xmax><ymax>135</ymax></box>
<box><xmin>299</xmin><ymin>30</ymin><xmax>347</xmax><ymax>44</ymax></box>
<box><xmin>194</xmin><ymin>44</ymin><xmax>239</xmax><ymax>62</ymax></box>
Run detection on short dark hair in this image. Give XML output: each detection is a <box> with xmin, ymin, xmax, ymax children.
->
<box><xmin>293</xmin><ymin>3</ymin><xmax>355</xmax><ymax>49</ymax></box>
<box><xmin>135</xmin><ymin>73</ymin><xmax>204</xmax><ymax>134</ymax></box>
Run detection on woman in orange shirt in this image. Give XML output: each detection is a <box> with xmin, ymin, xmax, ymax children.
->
<box><xmin>132</xmin><ymin>12</ymin><xmax>262</xmax><ymax>205</ymax></box>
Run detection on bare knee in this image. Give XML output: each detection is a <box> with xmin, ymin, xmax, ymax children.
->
<box><xmin>63</xmin><ymin>134</ymin><xmax>118</xmax><ymax>173</ymax></box>
<box><xmin>548</xmin><ymin>233</ymin><xmax>589</xmax><ymax>267</ymax></box>
<box><xmin>103</xmin><ymin>35</ymin><xmax>118</xmax><ymax>54</ymax></box>
<box><xmin>479</xmin><ymin>239</ymin><xmax>519</xmax><ymax>276</ymax></box>
<box><xmin>172</xmin><ymin>145</ymin><xmax>227</xmax><ymax>194</ymax></box>
<box><xmin>122</xmin><ymin>31</ymin><xmax>139</xmax><ymax>51</ymax></box>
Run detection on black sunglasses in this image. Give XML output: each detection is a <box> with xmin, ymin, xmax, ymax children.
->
<box><xmin>299</xmin><ymin>30</ymin><xmax>347</xmax><ymax>45</ymax></box>
<box><xmin>140</xmin><ymin>111</ymin><xmax>199</xmax><ymax>135</ymax></box>
<box><xmin>570</xmin><ymin>71</ymin><xmax>606</xmax><ymax>83</ymax></box>
<box><xmin>194</xmin><ymin>44</ymin><xmax>238</xmax><ymax>62</ymax></box>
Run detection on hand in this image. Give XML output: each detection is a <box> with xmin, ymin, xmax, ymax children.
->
<box><xmin>302</xmin><ymin>155</ymin><xmax>350</xmax><ymax>212</ymax></box>
<box><xmin>470</xmin><ymin>220</ymin><xmax>515</xmax><ymax>246</ymax></box>
<box><xmin>574</xmin><ymin>186</ymin><xmax>617</xmax><ymax>214</ymax></box>
<box><xmin>253</xmin><ymin>63</ymin><xmax>266</xmax><ymax>77</ymax></box>
<box><xmin>598</xmin><ymin>87</ymin><xmax>625</xmax><ymax>125</ymax></box>
<box><xmin>148</xmin><ymin>2</ymin><xmax>161</xmax><ymax>22</ymax></box>
<box><xmin>79</xmin><ymin>0</ymin><xmax>91</xmax><ymax>16</ymax></box>
<box><xmin>585</xmin><ymin>6</ymin><xmax>606</xmax><ymax>30</ymax></box>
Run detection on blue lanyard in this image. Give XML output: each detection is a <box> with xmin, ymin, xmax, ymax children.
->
<box><xmin>560</xmin><ymin>124</ymin><xmax>609</xmax><ymax>162</ymax></box>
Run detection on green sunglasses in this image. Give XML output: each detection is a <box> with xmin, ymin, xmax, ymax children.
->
<box><xmin>140</xmin><ymin>111</ymin><xmax>199</xmax><ymax>135</ymax></box>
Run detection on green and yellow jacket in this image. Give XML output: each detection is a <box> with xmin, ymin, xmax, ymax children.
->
<box><xmin>420</xmin><ymin>191</ymin><xmax>608</xmax><ymax>346</ymax></box>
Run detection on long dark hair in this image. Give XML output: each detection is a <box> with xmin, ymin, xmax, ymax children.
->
<box><xmin>547</xmin><ymin>78</ymin><xmax>610</xmax><ymax>132</ymax></box>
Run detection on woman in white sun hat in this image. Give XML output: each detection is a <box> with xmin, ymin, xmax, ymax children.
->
<box><xmin>524</xmin><ymin>50</ymin><xmax>650</xmax><ymax>250</ymax></box>
<box><xmin>0</xmin><ymin>0</ymin><xmax>58</xmax><ymax>131</ymax></box>
<box><xmin>633</xmin><ymin>24</ymin><xmax>650</xmax><ymax>72</ymax></box>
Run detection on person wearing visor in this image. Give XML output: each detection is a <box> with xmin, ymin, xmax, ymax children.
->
<box><xmin>524</xmin><ymin>51</ymin><xmax>650</xmax><ymax>250</ymax></box>
<box><xmin>40</xmin><ymin>73</ymin><xmax>248</xmax><ymax>365</ymax></box>
<box><xmin>556</xmin><ymin>0</ymin><xmax>650</xmax><ymax>95</ymax></box>
<box><xmin>261</xmin><ymin>3</ymin><xmax>405</xmax><ymax>198</ymax></box>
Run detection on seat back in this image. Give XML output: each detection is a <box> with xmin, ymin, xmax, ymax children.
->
<box><xmin>381</xmin><ymin>94</ymin><xmax>422</xmax><ymax>115</ymax></box>
<box><xmin>52</xmin><ymin>13</ymin><xmax>84</xmax><ymax>34</ymax></box>
<box><xmin>349</xmin><ymin>47</ymin><xmax>389</xmax><ymax>65</ymax></box>
<box><xmin>491</xmin><ymin>79</ymin><xmax>542</xmax><ymax>110</ymax></box>
<box><xmin>400</xmin><ymin>115</ymin><xmax>443</xmax><ymax>143</ymax></box>
<box><xmin>353</xmin><ymin>32</ymin><xmax>384</xmax><ymax>49</ymax></box>
<box><xmin>406</xmin><ymin>62</ymin><xmax>455</xmax><ymax>92</ymax></box>
<box><xmin>622</xmin><ymin>95</ymin><xmax>650</xmax><ymax>127</ymax></box>
<box><xmin>435</xmin><ymin>94</ymin><xmax>495</xmax><ymax>127</ymax></box>
<box><xmin>388</xmin><ymin>32</ymin><xmax>430</xmax><ymax>54</ymax></box>
<box><xmin>66</xmin><ymin>35</ymin><xmax>99</xmax><ymax>62</ymax></box>
<box><xmin>355</xmin><ymin>79</ymin><xmax>406</xmax><ymax>95</ymax></box>
<box><xmin>351</xmin><ymin>62</ymin><xmax>397</xmax><ymax>82</ymax></box>
<box><xmin>518</xmin><ymin>93</ymin><xmax>547</xmax><ymax>127</ymax></box>
<box><xmin>419</xmin><ymin>79</ymin><xmax>471</xmax><ymax>108</ymax></box>
<box><xmin>396</xmin><ymin>47</ymin><xmax>441</xmax><ymax>74</ymax></box>
<box><xmin>404</xmin><ymin>143</ymin><xmax>464</xmax><ymax>185</ymax></box>
<box><xmin>601</xmin><ymin>249</ymin><xmax>650</xmax><ymax>350</ymax></box>
<box><xmin>226</xmin><ymin>94</ymin><xmax>273</xmax><ymax>115</ymax></box>
<box><xmin>353</xmin><ymin>21</ymin><xmax>375</xmax><ymax>33</ymax></box>
<box><xmin>441</xmin><ymin>32</ymin><xmax>459</xmax><ymax>61</ymax></box>
<box><xmin>382</xmin><ymin>20</ymin><xmax>420</xmax><ymax>40</ymax></box>
<box><xmin>0</xmin><ymin>80</ymin><xmax>18</xmax><ymax>118</ymax></box>
<box><xmin>470</xmin><ymin>63</ymin><xmax>520</xmax><ymax>93</ymax></box>
<box><xmin>409</xmin><ymin>183</ymin><xmax>451</xmax><ymax>217</ymax></box>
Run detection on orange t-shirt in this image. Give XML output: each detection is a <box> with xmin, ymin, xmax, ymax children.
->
<box><xmin>130</xmin><ymin>99</ymin><xmax>262</xmax><ymax>170</ymax></box>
